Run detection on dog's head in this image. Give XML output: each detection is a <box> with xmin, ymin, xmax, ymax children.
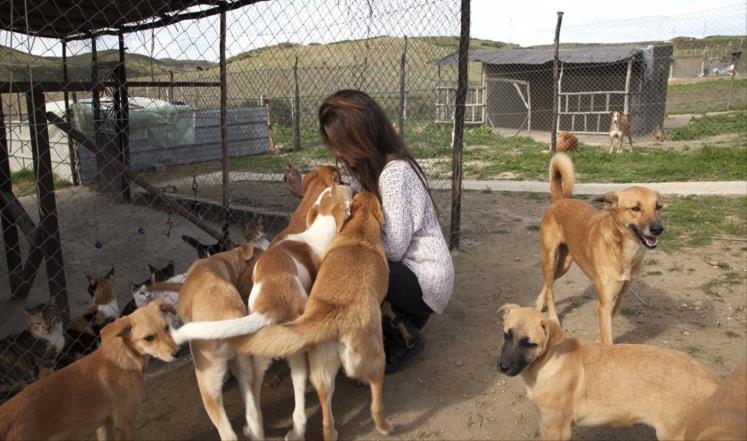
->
<box><xmin>593</xmin><ymin>186</ymin><xmax>664</xmax><ymax>249</ymax></box>
<box><xmin>302</xmin><ymin>165</ymin><xmax>341</xmax><ymax>197</ymax></box>
<box><xmin>610</xmin><ymin>111</ymin><xmax>629</xmax><ymax>127</ymax></box>
<box><xmin>349</xmin><ymin>191</ymin><xmax>385</xmax><ymax>227</ymax></box>
<box><xmin>306</xmin><ymin>183</ymin><xmax>353</xmax><ymax>232</ymax></box>
<box><xmin>496</xmin><ymin>304</ymin><xmax>564</xmax><ymax>377</ymax></box>
<box><xmin>101</xmin><ymin>299</ymin><xmax>179</xmax><ymax>363</ymax></box>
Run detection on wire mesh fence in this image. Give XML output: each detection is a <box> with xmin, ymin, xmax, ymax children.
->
<box><xmin>0</xmin><ymin>0</ymin><xmax>461</xmax><ymax>403</ymax></box>
<box><xmin>0</xmin><ymin>0</ymin><xmax>745</xmax><ymax>406</ymax></box>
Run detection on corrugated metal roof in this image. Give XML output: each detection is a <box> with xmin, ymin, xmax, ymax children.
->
<box><xmin>433</xmin><ymin>46</ymin><xmax>648</xmax><ymax>66</ymax></box>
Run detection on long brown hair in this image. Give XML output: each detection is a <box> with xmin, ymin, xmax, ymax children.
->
<box><xmin>318</xmin><ymin>90</ymin><xmax>437</xmax><ymax>212</ymax></box>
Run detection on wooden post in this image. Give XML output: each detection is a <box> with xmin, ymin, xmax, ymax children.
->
<box><xmin>0</xmin><ymin>97</ymin><xmax>23</xmax><ymax>298</ymax></box>
<box><xmin>727</xmin><ymin>51</ymin><xmax>742</xmax><ymax>111</ymax></box>
<box><xmin>551</xmin><ymin>11</ymin><xmax>564</xmax><ymax>153</ymax></box>
<box><xmin>623</xmin><ymin>59</ymin><xmax>632</xmax><ymax>115</ymax></box>
<box><xmin>91</xmin><ymin>36</ymin><xmax>104</xmax><ymax>190</ymax></box>
<box><xmin>26</xmin><ymin>86</ymin><xmax>70</xmax><ymax>323</ymax></box>
<box><xmin>61</xmin><ymin>40</ymin><xmax>79</xmax><ymax>186</ymax></box>
<box><xmin>526</xmin><ymin>82</ymin><xmax>532</xmax><ymax>137</ymax></box>
<box><xmin>449</xmin><ymin>0</ymin><xmax>469</xmax><ymax>251</ymax></box>
<box><xmin>220</xmin><ymin>10</ymin><xmax>229</xmax><ymax>212</ymax></box>
<box><xmin>480</xmin><ymin>64</ymin><xmax>486</xmax><ymax>123</ymax></box>
<box><xmin>556</xmin><ymin>63</ymin><xmax>564</xmax><ymax>136</ymax></box>
<box><xmin>168</xmin><ymin>70</ymin><xmax>174</xmax><ymax>102</ymax></box>
<box><xmin>292</xmin><ymin>56</ymin><xmax>301</xmax><ymax>152</ymax></box>
<box><xmin>116</xmin><ymin>33</ymin><xmax>131</xmax><ymax>201</ymax></box>
<box><xmin>399</xmin><ymin>35</ymin><xmax>408</xmax><ymax>139</ymax></box>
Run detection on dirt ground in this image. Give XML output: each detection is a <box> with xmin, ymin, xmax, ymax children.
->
<box><xmin>135</xmin><ymin>189</ymin><xmax>747</xmax><ymax>441</ymax></box>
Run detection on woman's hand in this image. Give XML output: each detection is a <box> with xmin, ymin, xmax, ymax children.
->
<box><xmin>284</xmin><ymin>163</ymin><xmax>304</xmax><ymax>197</ymax></box>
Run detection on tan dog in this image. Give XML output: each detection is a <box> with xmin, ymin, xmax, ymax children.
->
<box><xmin>0</xmin><ymin>300</ymin><xmax>179</xmax><ymax>441</ymax></box>
<box><xmin>173</xmin><ymin>183</ymin><xmax>351</xmax><ymax>441</ymax></box>
<box><xmin>556</xmin><ymin>131</ymin><xmax>578</xmax><ymax>153</ymax></box>
<box><xmin>652</xmin><ymin>125</ymin><xmax>667</xmax><ymax>143</ymax></box>
<box><xmin>609</xmin><ymin>111</ymin><xmax>633</xmax><ymax>153</ymax></box>
<box><xmin>172</xmin><ymin>166</ymin><xmax>345</xmax><ymax>441</ymax></box>
<box><xmin>497</xmin><ymin>304</ymin><xmax>719</xmax><ymax>441</ymax></box>
<box><xmin>232</xmin><ymin>192</ymin><xmax>393</xmax><ymax>441</ymax></box>
<box><xmin>685</xmin><ymin>360</ymin><xmax>747</xmax><ymax>440</ymax></box>
<box><xmin>535</xmin><ymin>153</ymin><xmax>664</xmax><ymax>344</ymax></box>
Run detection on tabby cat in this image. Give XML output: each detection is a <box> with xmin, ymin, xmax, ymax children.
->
<box><xmin>0</xmin><ymin>303</ymin><xmax>63</xmax><ymax>403</ymax></box>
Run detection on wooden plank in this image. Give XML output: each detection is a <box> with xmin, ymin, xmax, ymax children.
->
<box><xmin>399</xmin><ymin>35</ymin><xmax>408</xmax><ymax>139</ymax></box>
<box><xmin>116</xmin><ymin>33</ymin><xmax>131</xmax><ymax>201</ymax></box>
<box><xmin>61</xmin><ymin>40</ymin><xmax>79</xmax><ymax>186</ymax></box>
<box><xmin>0</xmin><ymin>99</ymin><xmax>23</xmax><ymax>298</ymax></box>
<box><xmin>0</xmin><ymin>190</ymin><xmax>38</xmax><ymax>240</ymax></box>
<box><xmin>220</xmin><ymin>11</ymin><xmax>229</xmax><ymax>212</ymax></box>
<box><xmin>623</xmin><ymin>59</ymin><xmax>633</xmax><ymax>114</ymax></box>
<box><xmin>0</xmin><ymin>81</ymin><xmax>220</xmax><ymax>93</ymax></box>
<box><xmin>26</xmin><ymin>86</ymin><xmax>70</xmax><ymax>322</ymax></box>
<box><xmin>551</xmin><ymin>12</ymin><xmax>564</xmax><ymax>152</ymax></box>
<box><xmin>449</xmin><ymin>0</ymin><xmax>469</xmax><ymax>250</ymax></box>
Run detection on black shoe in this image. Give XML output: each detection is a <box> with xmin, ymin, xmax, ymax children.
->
<box><xmin>383</xmin><ymin>314</ymin><xmax>425</xmax><ymax>375</ymax></box>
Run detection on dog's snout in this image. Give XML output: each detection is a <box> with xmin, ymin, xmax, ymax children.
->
<box><xmin>650</xmin><ymin>223</ymin><xmax>664</xmax><ymax>236</ymax></box>
<box><xmin>498</xmin><ymin>360</ymin><xmax>509</xmax><ymax>373</ymax></box>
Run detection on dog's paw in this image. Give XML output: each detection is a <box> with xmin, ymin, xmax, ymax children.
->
<box><xmin>284</xmin><ymin>428</ymin><xmax>305</xmax><ymax>441</ymax></box>
<box><xmin>376</xmin><ymin>419</ymin><xmax>393</xmax><ymax>436</ymax></box>
<box><xmin>243</xmin><ymin>424</ymin><xmax>265</xmax><ymax>441</ymax></box>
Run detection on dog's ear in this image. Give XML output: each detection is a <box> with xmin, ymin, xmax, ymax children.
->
<box><xmin>496</xmin><ymin>303</ymin><xmax>520</xmax><ymax>321</ymax></box>
<box><xmin>305</xmin><ymin>204</ymin><xmax>319</xmax><ymax>228</ymax></box>
<box><xmin>152</xmin><ymin>299</ymin><xmax>177</xmax><ymax>316</ymax></box>
<box><xmin>101</xmin><ymin>317</ymin><xmax>131</xmax><ymax>343</ymax></box>
<box><xmin>106</xmin><ymin>267</ymin><xmax>115</xmax><ymax>280</ymax></box>
<box><xmin>371</xmin><ymin>200</ymin><xmax>385</xmax><ymax>226</ymax></box>
<box><xmin>86</xmin><ymin>274</ymin><xmax>96</xmax><ymax>286</ymax></box>
<box><xmin>332</xmin><ymin>204</ymin><xmax>347</xmax><ymax>232</ymax></box>
<box><xmin>540</xmin><ymin>318</ymin><xmax>564</xmax><ymax>349</ymax></box>
<box><xmin>238</xmin><ymin>242</ymin><xmax>255</xmax><ymax>261</ymax></box>
<box><xmin>593</xmin><ymin>192</ymin><xmax>619</xmax><ymax>207</ymax></box>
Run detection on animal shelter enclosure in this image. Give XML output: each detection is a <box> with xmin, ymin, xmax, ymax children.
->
<box><xmin>0</xmin><ymin>0</ymin><xmax>745</xmax><ymax>438</ymax></box>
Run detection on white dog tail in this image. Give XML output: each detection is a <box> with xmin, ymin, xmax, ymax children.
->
<box><xmin>549</xmin><ymin>153</ymin><xmax>575</xmax><ymax>202</ymax></box>
<box><xmin>171</xmin><ymin>313</ymin><xmax>273</xmax><ymax>345</ymax></box>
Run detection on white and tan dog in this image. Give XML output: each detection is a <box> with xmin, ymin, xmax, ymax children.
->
<box><xmin>0</xmin><ymin>300</ymin><xmax>179</xmax><ymax>441</ymax></box>
<box><xmin>496</xmin><ymin>304</ymin><xmax>719</xmax><ymax>441</ymax></box>
<box><xmin>233</xmin><ymin>192</ymin><xmax>393</xmax><ymax>441</ymax></box>
<box><xmin>609</xmin><ymin>111</ymin><xmax>633</xmax><ymax>153</ymax></box>
<box><xmin>173</xmin><ymin>168</ymin><xmax>350</xmax><ymax>441</ymax></box>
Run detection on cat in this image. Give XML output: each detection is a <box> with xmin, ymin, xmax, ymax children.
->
<box><xmin>0</xmin><ymin>303</ymin><xmax>63</xmax><ymax>403</ymax></box>
<box><xmin>122</xmin><ymin>262</ymin><xmax>175</xmax><ymax>316</ymax></box>
<box><xmin>243</xmin><ymin>217</ymin><xmax>269</xmax><ymax>250</ymax></box>
<box><xmin>85</xmin><ymin>267</ymin><xmax>119</xmax><ymax>324</ymax></box>
<box><xmin>181</xmin><ymin>223</ymin><xmax>234</xmax><ymax>258</ymax></box>
<box><xmin>130</xmin><ymin>273</ymin><xmax>185</xmax><ymax>310</ymax></box>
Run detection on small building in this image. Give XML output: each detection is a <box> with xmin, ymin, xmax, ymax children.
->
<box><xmin>434</xmin><ymin>45</ymin><xmax>673</xmax><ymax>135</ymax></box>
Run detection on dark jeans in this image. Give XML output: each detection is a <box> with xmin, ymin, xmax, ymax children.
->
<box><xmin>385</xmin><ymin>261</ymin><xmax>432</xmax><ymax>329</ymax></box>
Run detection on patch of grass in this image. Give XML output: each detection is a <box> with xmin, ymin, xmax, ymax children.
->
<box><xmin>684</xmin><ymin>345</ymin><xmax>701</xmax><ymax>355</ymax></box>
<box><xmin>668</xmin><ymin>264</ymin><xmax>683</xmax><ymax>272</ymax></box>
<box><xmin>619</xmin><ymin>307</ymin><xmax>639</xmax><ymax>317</ymax></box>
<box><xmin>669</xmin><ymin>112</ymin><xmax>747</xmax><ymax>140</ymax></box>
<box><xmin>11</xmin><ymin>169</ymin><xmax>71</xmax><ymax>196</ymax></box>
<box><xmin>526</xmin><ymin>224</ymin><xmax>540</xmax><ymax>231</ymax></box>
<box><xmin>701</xmin><ymin>277</ymin><xmax>723</xmax><ymax>298</ymax></box>
<box><xmin>716</xmin><ymin>261</ymin><xmax>732</xmax><ymax>270</ymax></box>
<box><xmin>725</xmin><ymin>330</ymin><xmax>742</xmax><ymax>338</ymax></box>
<box><xmin>645</xmin><ymin>270</ymin><xmax>663</xmax><ymax>276</ymax></box>
<box><xmin>645</xmin><ymin>258</ymin><xmax>659</xmax><ymax>265</ymax></box>
<box><xmin>667</xmin><ymin>79</ymin><xmax>747</xmax><ymax>114</ymax></box>
<box><xmin>660</xmin><ymin>196</ymin><xmax>747</xmax><ymax>251</ymax></box>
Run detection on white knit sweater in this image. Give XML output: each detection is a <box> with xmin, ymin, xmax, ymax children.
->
<box><xmin>375</xmin><ymin>160</ymin><xmax>455</xmax><ymax>314</ymax></box>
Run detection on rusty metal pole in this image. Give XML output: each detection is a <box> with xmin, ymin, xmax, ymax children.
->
<box><xmin>220</xmin><ymin>9</ymin><xmax>229</xmax><ymax>213</ymax></box>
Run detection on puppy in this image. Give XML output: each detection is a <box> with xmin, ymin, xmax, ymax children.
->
<box><xmin>652</xmin><ymin>125</ymin><xmax>667</xmax><ymax>143</ymax></box>
<box><xmin>535</xmin><ymin>153</ymin><xmax>663</xmax><ymax>344</ymax></box>
<box><xmin>172</xmin><ymin>166</ymin><xmax>342</xmax><ymax>441</ymax></box>
<box><xmin>609</xmin><ymin>111</ymin><xmax>633</xmax><ymax>153</ymax></box>
<box><xmin>0</xmin><ymin>300</ymin><xmax>179</xmax><ymax>441</ymax></box>
<box><xmin>497</xmin><ymin>304</ymin><xmax>719</xmax><ymax>441</ymax></box>
<box><xmin>556</xmin><ymin>131</ymin><xmax>578</xmax><ymax>153</ymax></box>
<box><xmin>685</xmin><ymin>360</ymin><xmax>747</xmax><ymax>440</ymax></box>
<box><xmin>233</xmin><ymin>192</ymin><xmax>393</xmax><ymax>441</ymax></box>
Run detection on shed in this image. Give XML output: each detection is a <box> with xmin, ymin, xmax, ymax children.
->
<box><xmin>434</xmin><ymin>45</ymin><xmax>673</xmax><ymax>135</ymax></box>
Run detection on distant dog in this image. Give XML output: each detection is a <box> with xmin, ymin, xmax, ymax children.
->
<box><xmin>685</xmin><ymin>360</ymin><xmax>747</xmax><ymax>440</ymax></box>
<box><xmin>0</xmin><ymin>300</ymin><xmax>179</xmax><ymax>441</ymax></box>
<box><xmin>233</xmin><ymin>192</ymin><xmax>393</xmax><ymax>441</ymax></box>
<box><xmin>652</xmin><ymin>125</ymin><xmax>667</xmax><ymax>143</ymax></box>
<box><xmin>535</xmin><ymin>153</ymin><xmax>664</xmax><ymax>344</ymax></box>
<box><xmin>556</xmin><ymin>131</ymin><xmax>578</xmax><ymax>153</ymax></box>
<box><xmin>609</xmin><ymin>111</ymin><xmax>633</xmax><ymax>153</ymax></box>
<box><xmin>497</xmin><ymin>304</ymin><xmax>719</xmax><ymax>441</ymax></box>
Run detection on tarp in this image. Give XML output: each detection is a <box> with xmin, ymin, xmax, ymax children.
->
<box><xmin>432</xmin><ymin>46</ymin><xmax>647</xmax><ymax>66</ymax></box>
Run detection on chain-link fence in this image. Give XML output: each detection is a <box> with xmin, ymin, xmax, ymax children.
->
<box><xmin>0</xmin><ymin>0</ymin><xmax>461</xmax><ymax>403</ymax></box>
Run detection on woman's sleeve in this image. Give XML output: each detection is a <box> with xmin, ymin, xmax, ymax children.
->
<box><xmin>379</xmin><ymin>164</ymin><xmax>424</xmax><ymax>262</ymax></box>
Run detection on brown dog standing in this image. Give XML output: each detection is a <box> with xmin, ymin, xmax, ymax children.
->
<box><xmin>609</xmin><ymin>111</ymin><xmax>633</xmax><ymax>153</ymax></box>
<box><xmin>536</xmin><ymin>153</ymin><xmax>664</xmax><ymax>344</ymax></box>
<box><xmin>0</xmin><ymin>300</ymin><xmax>179</xmax><ymax>441</ymax></box>
<box><xmin>497</xmin><ymin>304</ymin><xmax>719</xmax><ymax>441</ymax></box>
<box><xmin>556</xmin><ymin>131</ymin><xmax>579</xmax><ymax>153</ymax></box>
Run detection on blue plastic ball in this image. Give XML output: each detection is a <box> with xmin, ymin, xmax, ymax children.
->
<box><xmin>95</xmin><ymin>240</ymin><xmax>103</xmax><ymax>249</ymax></box>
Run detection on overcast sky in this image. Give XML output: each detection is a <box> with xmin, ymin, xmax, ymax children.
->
<box><xmin>2</xmin><ymin>0</ymin><xmax>745</xmax><ymax>61</ymax></box>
